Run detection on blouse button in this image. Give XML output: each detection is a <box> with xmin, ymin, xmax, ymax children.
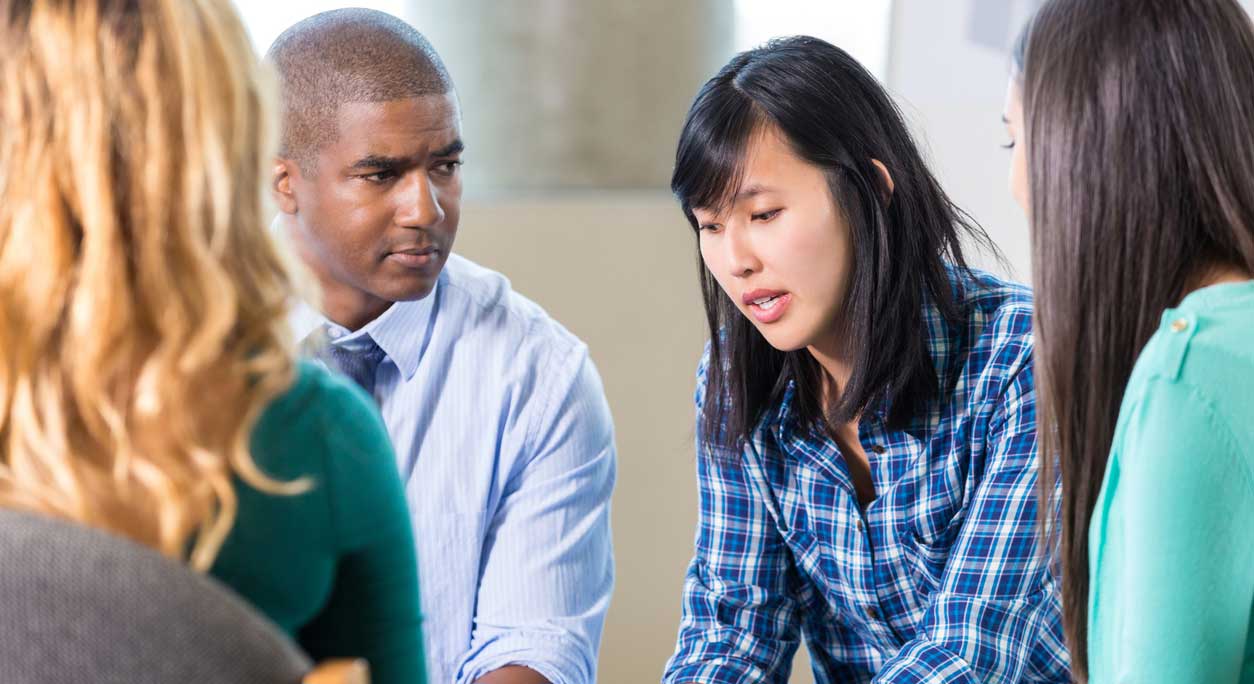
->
<box><xmin>1170</xmin><ymin>318</ymin><xmax>1189</xmax><ymax>333</ymax></box>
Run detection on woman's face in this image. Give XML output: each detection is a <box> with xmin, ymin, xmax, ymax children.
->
<box><xmin>692</xmin><ymin>125</ymin><xmax>855</xmax><ymax>353</ymax></box>
<box><xmin>1004</xmin><ymin>78</ymin><xmax>1029</xmax><ymax>213</ymax></box>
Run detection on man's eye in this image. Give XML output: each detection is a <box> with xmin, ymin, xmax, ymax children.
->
<box><xmin>362</xmin><ymin>170</ymin><xmax>397</xmax><ymax>183</ymax></box>
<box><xmin>435</xmin><ymin>160</ymin><xmax>463</xmax><ymax>176</ymax></box>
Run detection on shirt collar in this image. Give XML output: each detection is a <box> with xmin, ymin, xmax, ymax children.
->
<box><xmin>766</xmin><ymin>379</ymin><xmax>801</xmax><ymax>450</ymax></box>
<box><xmin>767</xmin><ymin>274</ymin><xmax>969</xmax><ymax>446</ymax></box>
<box><xmin>905</xmin><ymin>300</ymin><xmax>961</xmax><ymax>439</ymax></box>
<box><xmin>289</xmin><ymin>272</ymin><xmax>442</xmax><ymax>381</ymax></box>
<box><xmin>881</xmin><ymin>276</ymin><xmax>968</xmax><ymax>440</ymax></box>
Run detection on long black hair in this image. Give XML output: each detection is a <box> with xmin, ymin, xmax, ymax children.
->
<box><xmin>673</xmin><ymin>36</ymin><xmax>995</xmax><ymax>450</ymax></box>
<box><xmin>1019</xmin><ymin>0</ymin><xmax>1254</xmax><ymax>677</ymax></box>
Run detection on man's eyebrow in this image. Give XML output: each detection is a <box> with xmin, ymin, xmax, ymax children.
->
<box><xmin>433</xmin><ymin>139</ymin><xmax>465</xmax><ymax>157</ymax></box>
<box><xmin>348</xmin><ymin>154</ymin><xmax>413</xmax><ymax>171</ymax></box>
<box><xmin>348</xmin><ymin>141</ymin><xmax>463</xmax><ymax>171</ymax></box>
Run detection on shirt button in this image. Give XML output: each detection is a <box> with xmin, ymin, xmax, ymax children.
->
<box><xmin>867</xmin><ymin>606</ymin><xmax>880</xmax><ymax>620</ymax></box>
<box><xmin>856</xmin><ymin>520</ymin><xmax>865</xmax><ymax>532</ymax></box>
<box><xmin>869</xmin><ymin>444</ymin><xmax>886</xmax><ymax>455</ymax></box>
<box><xmin>1170</xmin><ymin>318</ymin><xmax>1189</xmax><ymax>333</ymax></box>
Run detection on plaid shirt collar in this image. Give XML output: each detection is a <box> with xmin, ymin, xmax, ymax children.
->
<box><xmin>765</xmin><ymin>289</ymin><xmax>967</xmax><ymax>451</ymax></box>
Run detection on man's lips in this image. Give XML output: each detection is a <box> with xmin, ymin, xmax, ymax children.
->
<box><xmin>388</xmin><ymin>245</ymin><xmax>438</xmax><ymax>257</ymax></box>
<box><xmin>385</xmin><ymin>245</ymin><xmax>440</xmax><ymax>268</ymax></box>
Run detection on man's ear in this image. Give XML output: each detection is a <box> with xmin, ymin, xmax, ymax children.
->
<box><xmin>870</xmin><ymin>158</ymin><xmax>895</xmax><ymax>204</ymax></box>
<box><xmin>272</xmin><ymin>158</ymin><xmax>301</xmax><ymax>215</ymax></box>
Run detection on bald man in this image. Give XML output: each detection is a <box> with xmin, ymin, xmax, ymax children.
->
<box><xmin>268</xmin><ymin>11</ymin><xmax>616</xmax><ymax>684</ymax></box>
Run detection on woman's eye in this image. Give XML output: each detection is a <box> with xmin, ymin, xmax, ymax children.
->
<box><xmin>1001</xmin><ymin>140</ymin><xmax>1016</xmax><ymax>150</ymax></box>
<box><xmin>751</xmin><ymin>209</ymin><xmax>781</xmax><ymax>222</ymax></box>
<box><xmin>698</xmin><ymin>223</ymin><xmax>722</xmax><ymax>233</ymax></box>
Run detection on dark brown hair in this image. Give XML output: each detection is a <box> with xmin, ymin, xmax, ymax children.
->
<box><xmin>672</xmin><ymin>37</ymin><xmax>995</xmax><ymax>450</ymax></box>
<box><xmin>1021</xmin><ymin>0</ymin><xmax>1254</xmax><ymax>677</ymax></box>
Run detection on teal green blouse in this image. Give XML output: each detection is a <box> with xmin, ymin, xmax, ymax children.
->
<box><xmin>1089</xmin><ymin>280</ymin><xmax>1254</xmax><ymax>683</ymax></box>
<box><xmin>210</xmin><ymin>361</ymin><xmax>426</xmax><ymax>684</ymax></box>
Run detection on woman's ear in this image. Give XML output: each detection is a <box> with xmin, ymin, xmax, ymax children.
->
<box><xmin>871</xmin><ymin>159</ymin><xmax>895</xmax><ymax>204</ymax></box>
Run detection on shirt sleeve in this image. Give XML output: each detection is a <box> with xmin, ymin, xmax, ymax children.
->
<box><xmin>1093</xmin><ymin>378</ymin><xmax>1254</xmax><ymax>683</ymax></box>
<box><xmin>663</xmin><ymin>353</ymin><xmax>803</xmax><ymax>684</ymax></box>
<box><xmin>456</xmin><ymin>347</ymin><xmax>617</xmax><ymax>684</ymax></box>
<box><xmin>875</xmin><ymin>334</ymin><xmax>1070</xmax><ymax>684</ymax></box>
<box><xmin>297</xmin><ymin>380</ymin><xmax>427</xmax><ymax>684</ymax></box>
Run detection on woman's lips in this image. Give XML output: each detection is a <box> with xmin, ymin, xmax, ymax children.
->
<box><xmin>745</xmin><ymin>292</ymin><xmax>791</xmax><ymax>324</ymax></box>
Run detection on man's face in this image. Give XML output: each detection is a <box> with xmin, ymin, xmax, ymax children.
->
<box><xmin>280</xmin><ymin>93</ymin><xmax>463</xmax><ymax>328</ymax></box>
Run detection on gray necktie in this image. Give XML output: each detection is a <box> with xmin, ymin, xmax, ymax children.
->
<box><xmin>323</xmin><ymin>336</ymin><xmax>388</xmax><ymax>397</ymax></box>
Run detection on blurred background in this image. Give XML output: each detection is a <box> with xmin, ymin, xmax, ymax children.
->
<box><xmin>233</xmin><ymin>1</ymin><xmax>1248</xmax><ymax>681</ymax></box>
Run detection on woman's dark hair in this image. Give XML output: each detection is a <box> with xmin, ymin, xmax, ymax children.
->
<box><xmin>1022</xmin><ymin>0</ymin><xmax>1254</xmax><ymax>677</ymax></box>
<box><xmin>672</xmin><ymin>36</ymin><xmax>995</xmax><ymax>450</ymax></box>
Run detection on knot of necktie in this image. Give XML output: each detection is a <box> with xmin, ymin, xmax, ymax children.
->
<box><xmin>317</xmin><ymin>332</ymin><xmax>388</xmax><ymax>398</ymax></box>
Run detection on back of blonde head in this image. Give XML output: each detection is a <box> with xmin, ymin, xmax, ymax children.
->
<box><xmin>0</xmin><ymin>0</ymin><xmax>303</xmax><ymax>570</ymax></box>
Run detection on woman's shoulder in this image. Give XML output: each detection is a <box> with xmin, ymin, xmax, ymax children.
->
<box><xmin>1126</xmin><ymin>285</ymin><xmax>1254</xmax><ymax>460</ymax></box>
<box><xmin>1166</xmin><ymin>280</ymin><xmax>1254</xmax><ymax>376</ymax></box>
<box><xmin>958</xmin><ymin>268</ymin><xmax>1034</xmax><ymax>334</ymax></box>
<box><xmin>1114</xmin><ymin>352</ymin><xmax>1254</xmax><ymax>507</ymax></box>
<box><xmin>1130</xmin><ymin>284</ymin><xmax>1254</xmax><ymax>389</ymax></box>
<box><xmin>950</xmin><ymin>268</ymin><xmax>1036</xmax><ymax>398</ymax></box>
<box><xmin>251</xmin><ymin>361</ymin><xmax>395</xmax><ymax>478</ymax></box>
<box><xmin>252</xmin><ymin>360</ymin><xmax>406</xmax><ymax>542</ymax></box>
<box><xmin>265</xmin><ymin>358</ymin><xmax>372</xmax><ymax>412</ymax></box>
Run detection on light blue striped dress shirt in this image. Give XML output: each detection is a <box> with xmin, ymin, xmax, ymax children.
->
<box><xmin>292</xmin><ymin>254</ymin><xmax>617</xmax><ymax>684</ymax></box>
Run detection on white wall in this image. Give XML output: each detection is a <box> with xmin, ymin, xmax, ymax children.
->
<box><xmin>886</xmin><ymin>0</ymin><xmax>1254</xmax><ymax>283</ymax></box>
<box><xmin>734</xmin><ymin>0</ymin><xmax>894</xmax><ymax>77</ymax></box>
<box><xmin>885</xmin><ymin>0</ymin><xmax>1040</xmax><ymax>283</ymax></box>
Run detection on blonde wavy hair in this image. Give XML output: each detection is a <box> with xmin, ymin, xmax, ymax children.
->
<box><xmin>0</xmin><ymin>0</ymin><xmax>306</xmax><ymax>570</ymax></box>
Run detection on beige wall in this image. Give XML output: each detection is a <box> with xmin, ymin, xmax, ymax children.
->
<box><xmin>453</xmin><ymin>193</ymin><xmax>710</xmax><ymax>683</ymax></box>
<box><xmin>411</xmin><ymin>0</ymin><xmax>733</xmax><ymax>193</ymax></box>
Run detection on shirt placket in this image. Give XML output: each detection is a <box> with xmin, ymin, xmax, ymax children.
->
<box><xmin>875</xmin><ymin>419</ymin><xmax>940</xmax><ymax>654</ymax></box>
<box><xmin>788</xmin><ymin>429</ymin><xmax>899</xmax><ymax>663</ymax></box>
<box><xmin>857</xmin><ymin>417</ymin><xmax>912</xmax><ymax>657</ymax></box>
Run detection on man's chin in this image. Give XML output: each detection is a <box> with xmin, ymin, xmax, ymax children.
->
<box><xmin>372</xmin><ymin>259</ymin><xmax>444</xmax><ymax>298</ymax></box>
<box><xmin>381</xmin><ymin>279</ymin><xmax>438</xmax><ymax>302</ymax></box>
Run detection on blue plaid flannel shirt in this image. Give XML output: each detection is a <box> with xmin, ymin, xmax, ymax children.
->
<box><xmin>664</xmin><ymin>270</ymin><xmax>1069</xmax><ymax>684</ymax></box>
